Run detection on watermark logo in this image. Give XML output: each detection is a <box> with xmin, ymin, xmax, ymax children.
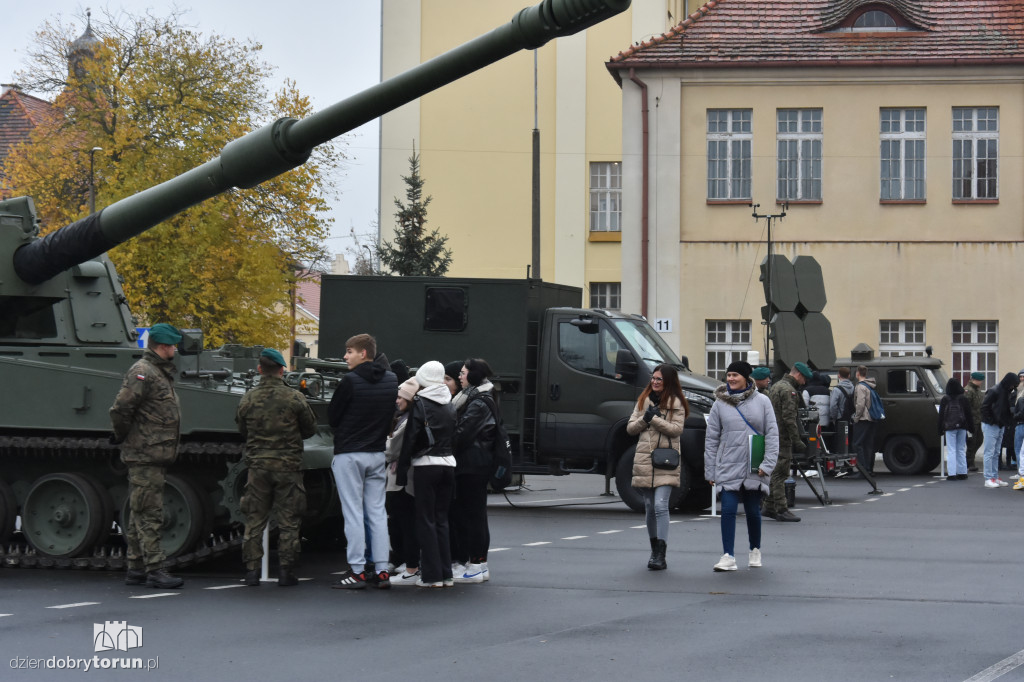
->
<box><xmin>93</xmin><ymin>621</ymin><xmax>143</xmax><ymax>653</ymax></box>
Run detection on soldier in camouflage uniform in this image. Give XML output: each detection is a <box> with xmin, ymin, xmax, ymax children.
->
<box><xmin>236</xmin><ymin>348</ymin><xmax>317</xmax><ymax>587</ymax></box>
<box><xmin>109</xmin><ymin>323</ymin><xmax>184</xmax><ymax>589</ymax></box>
<box><xmin>964</xmin><ymin>372</ymin><xmax>985</xmax><ymax>472</ymax></box>
<box><xmin>752</xmin><ymin>367</ymin><xmax>772</xmax><ymax>395</ymax></box>
<box><xmin>763</xmin><ymin>362</ymin><xmax>812</xmax><ymax>522</ymax></box>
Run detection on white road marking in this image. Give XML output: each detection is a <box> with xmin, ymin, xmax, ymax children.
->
<box><xmin>669</xmin><ymin>519</ymin><xmax>683</xmax><ymax>524</ymax></box>
<box><xmin>561</xmin><ymin>536</ymin><xmax>587</xmax><ymax>540</ymax></box>
<box><xmin>899</xmin><ymin>488</ymin><xmax>911</xmax><ymax>492</ymax></box>
<box><xmin>964</xmin><ymin>648</ymin><xmax>1024</xmax><ymax>682</ymax></box>
<box><xmin>489</xmin><ymin>547</ymin><xmax>509</xmax><ymax>552</ymax></box>
<box><xmin>866</xmin><ymin>498</ymin><xmax>879</xmax><ymax>502</ymax></box>
<box><xmin>511</xmin><ymin>496</ymin><xmax>619</xmax><ymax>505</ymax></box>
<box><xmin>523</xmin><ymin>541</ymin><xmax>551</xmax><ymax>546</ymax></box>
<box><xmin>597</xmin><ymin>530</ymin><xmax>622</xmax><ymax>535</ymax></box>
<box><xmin>848</xmin><ymin>502</ymin><xmax>861</xmax><ymax>505</ymax></box>
<box><xmin>882</xmin><ymin>493</ymin><xmax>894</xmax><ymax>497</ymax></box>
<box><xmin>129</xmin><ymin>593</ymin><xmax>180</xmax><ymax>599</ymax></box>
<box><xmin>630</xmin><ymin>524</ymin><xmax>647</xmax><ymax>529</ymax></box>
<box><xmin>808</xmin><ymin>506</ymin><xmax>823</xmax><ymax>510</ymax></box>
<box><xmin>914</xmin><ymin>484</ymin><xmax>926</xmax><ymax>487</ymax></box>
<box><xmin>205</xmin><ymin>584</ymin><xmax>246</xmax><ymax>590</ymax></box>
<box><xmin>46</xmin><ymin>602</ymin><xmax>99</xmax><ymax>609</ymax></box>
<box><xmin>0</xmin><ymin>614</ymin><xmax>12</xmax><ymax>618</ymax></box>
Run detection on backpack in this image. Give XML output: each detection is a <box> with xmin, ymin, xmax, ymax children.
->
<box><xmin>475</xmin><ymin>394</ymin><xmax>514</xmax><ymax>491</ymax></box>
<box><xmin>863</xmin><ymin>383</ymin><xmax>886</xmax><ymax>421</ymax></box>
<box><xmin>944</xmin><ymin>397</ymin><xmax>966</xmax><ymax>431</ymax></box>
<box><xmin>837</xmin><ymin>385</ymin><xmax>855</xmax><ymax>424</ymax></box>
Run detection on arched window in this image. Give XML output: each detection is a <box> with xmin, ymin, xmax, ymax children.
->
<box><xmin>854</xmin><ymin>10</ymin><xmax>897</xmax><ymax>29</ymax></box>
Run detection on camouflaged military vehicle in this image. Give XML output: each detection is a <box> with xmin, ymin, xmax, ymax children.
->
<box><xmin>0</xmin><ymin>0</ymin><xmax>631</xmax><ymax>568</ymax></box>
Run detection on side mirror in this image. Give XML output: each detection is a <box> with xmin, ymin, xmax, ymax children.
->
<box><xmin>614</xmin><ymin>349</ymin><xmax>639</xmax><ymax>382</ymax></box>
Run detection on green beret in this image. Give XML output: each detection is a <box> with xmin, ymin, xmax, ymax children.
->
<box><xmin>261</xmin><ymin>348</ymin><xmax>287</xmax><ymax>367</ymax></box>
<box><xmin>971</xmin><ymin>372</ymin><xmax>985</xmax><ymax>381</ymax></box>
<box><xmin>148</xmin><ymin>323</ymin><xmax>182</xmax><ymax>345</ymax></box>
<box><xmin>793</xmin><ymin>361</ymin><xmax>813</xmax><ymax>379</ymax></box>
<box><xmin>751</xmin><ymin>367</ymin><xmax>771</xmax><ymax>380</ymax></box>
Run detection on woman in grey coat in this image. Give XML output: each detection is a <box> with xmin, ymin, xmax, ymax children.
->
<box><xmin>704</xmin><ymin>361</ymin><xmax>779</xmax><ymax>572</ymax></box>
<box><xmin>626</xmin><ymin>364</ymin><xmax>688</xmax><ymax>571</ymax></box>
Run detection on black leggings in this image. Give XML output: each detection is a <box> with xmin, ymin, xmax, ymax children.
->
<box><xmin>451</xmin><ymin>473</ymin><xmax>490</xmax><ymax>564</ymax></box>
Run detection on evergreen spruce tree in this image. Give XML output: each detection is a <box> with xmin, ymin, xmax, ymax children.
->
<box><xmin>378</xmin><ymin>151</ymin><xmax>453</xmax><ymax>276</ymax></box>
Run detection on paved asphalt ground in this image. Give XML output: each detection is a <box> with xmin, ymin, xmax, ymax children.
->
<box><xmin>3</xmin><ymin>468</ymin><xmax>1023</xmax><ymax>682</ymax></box>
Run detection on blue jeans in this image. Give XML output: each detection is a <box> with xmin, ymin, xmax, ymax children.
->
<box><xmin>982</xmin><ymin>423</ymin><xmax>1004</xmax><ymax>481</ymax></box>
<box><xmin>640</xmin><ymin>486</ymin><xmax>672</xmax><ymax>540</ymax></box>
<box><xmin>1015</xmin><ymin>425</ymin><xmax>1024</xmax><ymax>478</ymax></box>
<box><xmin>944</xmin><ymin>429</ymin><xmax>967</xmax><ymax>476</ymax></box>
<box><xmin>719</xmin><ymin>488</ymin><xmax>763</xmax><ymax>557</ymax></box>
<box><xmin>331</xmin><ymin>452</ymin><xmax>389</xmax><ymax>573</ymax></box>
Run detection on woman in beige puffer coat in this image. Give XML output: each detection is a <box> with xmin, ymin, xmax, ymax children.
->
<box><xmin>626</xmin><ymin>364</ymin><xmax>688</xmax><ymax>570</ymax></box>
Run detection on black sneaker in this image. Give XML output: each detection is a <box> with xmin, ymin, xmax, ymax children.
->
<box><xmin>125</xmin><ymin>568</ymin><xmax>146</xmax><ymax>586</ymax></box>
<box><xmin>331</xmin><ymin>569</ymin><xmax>366</xmax><ymax>590</ymax></box>
<box><xmin>145</xmin><ymin>569</ymin><xmax>184</xmax><ymax>589</ymax></box>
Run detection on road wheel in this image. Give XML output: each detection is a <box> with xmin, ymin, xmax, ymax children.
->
<box><xmin>924</xmin><ymin>449</ymin><xmax>941</xmax><ymax>473</ymax></box>
<box><xmin>120</xmin><ymin>474</ymin><xmax>208</xmax><ymax>558</ymax></box>
<box><xmin>22</xmin><ymin>473</ymin><xmax>106</xmax><ymax>558</ymax></box>
<box><xmin>614</xmin><ymin>447</ymin><xmax>685</xmax><ymax>513</ymax></box>
<box><xmin>678</xmin><ymin>476</ymin><xmax>712</xmax><ymax>512</ymax></box>
<box><xmin>882</xmin><ymin>436</ymin><xmax>927</xmax><ymax>475</ymax></box>
<box><xmin>0</xmin><ymin>478</ymin><xmax>17</xmax><ymax>545</ymax></box>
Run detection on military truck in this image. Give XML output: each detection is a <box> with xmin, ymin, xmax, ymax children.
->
<box><xmin>318</xmin><ymin>276</ymin><xmax>719</xmax><ymax>512</ymax></box>
<box><xmin>830</xmin><ymin>344</ymin><xmax>947</xmax><ymax>475</ymax></box>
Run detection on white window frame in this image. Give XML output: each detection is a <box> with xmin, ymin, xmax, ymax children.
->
<box><xmin>589</xmin><ymin>162</ymin><xmax>621</xmax><ymax>231</ymax></box>
<box><xmin>952</xmin><ymin>320</ymin><xmax>998</xmax><ymax>387</ymax></box>
<box><xmin>879</xmin><ymin>320</ymin><xmax>926</xmax><ymax>357</ymax></box>
<box><xmin>880</xmin><ymin>108</ymin><xmax>926</xmax><ymax>200</ymax></box>
<box><xmin>952</xmin><ymin>107</ymin><xmax>998</xmax><ymax>200</ymax></box>
<box><xmin>705</xmin><ymin>319</ymin><xmax>751</xmax><ymax>381</ymax></box>
<box><xmin>777</xmin><ymin>109</ymin><xmax>822</xmax><ymax>201</ymax></box>
<box><xmin>589</xmin><ymin>282</ymin><xmax>621</xmax><ymax>311</ymax></box>
<box><xmin>707</xmin><ymin>109</ymin><xmax>752</xmax><ymax>200</ymax></box>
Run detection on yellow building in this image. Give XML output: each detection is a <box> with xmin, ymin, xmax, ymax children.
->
<box><xmin>379</xmin><ymin>1</ymin><xmax>693</xmax><ymax>295</ymax></box>
<box><xmin>381</xmin><ymin>0</ymin><xmax>1024</xmax><ymax>386</ymax></box>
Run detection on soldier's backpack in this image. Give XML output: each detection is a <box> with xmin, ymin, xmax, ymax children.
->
<box><xmin>476</xmin><ymin>394</ymin><xmax>514</xmax><ymax>491</ymax></box>
<box><xmin>863</xmin><ymin>383</ymin><xmax>886</xmax><ymax>421</ymax></box>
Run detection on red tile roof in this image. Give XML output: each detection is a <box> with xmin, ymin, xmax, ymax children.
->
<box><xmin>609</xmin><ymin>0</ymin><xmax>1024</xmax><ymax>72</ymax></box>
<box><xmin>0</xmin><ymin>88</ymin><xmax>54</xmax><ymax>174</ymax></box>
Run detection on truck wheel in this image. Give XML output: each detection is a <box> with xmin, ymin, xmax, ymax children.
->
<box><xmin>924</xmin><ymin>449</ymin><xmax>941</xmax><ymax>473</ymax></box>
<box><xmin>678</xmin><ymin>478</ymin><xmax>712</xmax><ymax>512</ymax></box>
<box><xmin>614</xmin><ymin>447</ymin><xmax>684</xmax><ymax>513</ymax></box>
<box><xmin>882</xmin><ymin>436</ymin><xmax>927</xmax><ymax>475</ymax></box>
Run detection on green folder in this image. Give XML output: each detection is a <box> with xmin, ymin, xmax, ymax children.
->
<box><xmin>749</xmin><ymin>434</ymin><xmax>766</xmax><ymax>472</ymax></box>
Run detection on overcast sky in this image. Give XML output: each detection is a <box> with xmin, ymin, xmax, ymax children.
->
<box><xmin>1</xmin><ymin>1</ymin><xmax>382</xmax><ymax>266</ymax></box>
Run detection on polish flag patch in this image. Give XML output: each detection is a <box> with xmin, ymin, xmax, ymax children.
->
<box><xmin>136</xmin><ymin>374</ymin><xmax>146</xmax><ymax>381</ymax></box>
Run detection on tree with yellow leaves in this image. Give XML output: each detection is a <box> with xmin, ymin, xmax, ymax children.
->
<box><xmin>4</xmin><ymin>9</ymin><xmax>339</xmax><ymax>347</ymax></box>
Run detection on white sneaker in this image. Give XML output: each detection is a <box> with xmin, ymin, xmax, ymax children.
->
<box><xmin>985</xmin><ymin>478</ymin><xmax>1000</xmax><ymax>488</ymax></box>
<box><xmin>451</xmin><ymin>563</ymin><xmax>466</xmax><ymax>578</ymax></box>
<box><xmin>389</xmin><ymin>570</ymin><xmax>420</xmax><ymax>586</ymax></box>
<box><xmin>713</xmin><ymin>554</ymin><xmax>737</xmax><ymax>572</ymax></box>
<box><xmin>415</xmin><ymin>578</ymin><xmax>443</xmax><ymax>588</ymax></box>
<box><xmin>480</xmin><ymin>562</ymin><xmax>489</xmax><ymax>582</ymax></box>
<box><xmin>748</xmin><ymin>548</ymin><xmax>762</xmax><ymax>568</ymax></box>
<box><xmin>454</xmin><ymin>562</ymin><xmax>486</xmax><ymax>584</ymax></box>
<box><xmin>996</xmin><ymin>478</ymin><xmax>1009</xmax><ymax>487</ymax></box>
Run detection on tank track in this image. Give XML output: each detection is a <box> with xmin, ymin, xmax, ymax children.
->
<box><xmin>0</xmin><ymin>434</ymin><xmax>244</xmax><ymax>572</ymax></box>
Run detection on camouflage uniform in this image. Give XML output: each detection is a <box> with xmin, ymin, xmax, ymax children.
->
<box><xmin>764</xmin><ymin>374</ymin><xmax>804</xmax><ymax>514</ymax></box>
<box><xmin>110</xmin><ymin>348</ymin><xmax>181</xmax><ymax>571</ymax></box>
<box><xmin>236</xmin><ymin>374</ymin><xmax>318</xmax><ymax>570</ymax></box>
<box><xmin>964</xmin><ymin>381</ymin><xmax>984</xmax><ymax>471</ymax></box>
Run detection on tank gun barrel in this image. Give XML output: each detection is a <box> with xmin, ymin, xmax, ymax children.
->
<box><xmin>11</xmin><ymin>0</ymin><xmax>629</xmax><ymax>285</ymax></box>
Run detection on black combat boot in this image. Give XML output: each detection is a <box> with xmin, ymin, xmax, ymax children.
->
<box><xmin>146</xmin><ymin>569</ymin><xmax>184</xmax><ymax>589</ymax></box>
<box><xmin>245</xmin><ymin>567</ymin><xmax>261</xmax><ymax>587</ymax></box>
<box><xmin>648</xmin><ymin>539</ymin><xmax>667</xmax><ymax>570</ymax></box>
<box><xmin>278</xmin><ymin>565</ymin><xmax>298</xmax><ymax>587</ymax></box>
<box><xmin>646</xmin><ymin>537</ymin><xmax>659</xmax><ymax>569</ymax></box>
<box><xmin>125</xmin><ymin>568</ymin><xmax>146</xmax><ymax>586</ymax></box>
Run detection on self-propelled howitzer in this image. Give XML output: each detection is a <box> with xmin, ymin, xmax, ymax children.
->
<box><xmin>0</xmin><ymin>0</ymin><xmax>631</xmax><ymax>569</ymax></box>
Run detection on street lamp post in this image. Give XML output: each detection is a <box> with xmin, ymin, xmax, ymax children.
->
<box><xmin>88</xmin><ymin>147</ymin><xmax>102</xmax><ymax>214</ymax></box>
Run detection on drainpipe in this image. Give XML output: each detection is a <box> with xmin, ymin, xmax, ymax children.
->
<box><xmin>628</xmin><ymin>68</ymin><xmax>649</xmax><ymax>318</ymax></box>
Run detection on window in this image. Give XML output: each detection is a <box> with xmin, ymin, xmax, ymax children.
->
<box><xmin>855</xmin><ymin>10</ymin><xmax>897</xmax><ymax>29</ymax></box>
<box><xmin>423</xmin><ymin>287</ymin><xmax>467</xmax><ymax>331</ymax></box>
<box><xmin>558</xmin><ymin>321</ymin><xmax>622</xmax><ymax>379</ymax></box>
<box><xmin>879</xmin><ymin>320</ymin><xmax>926</xmax><ymax>357</ymax></box>
<box><xmin>953</xmin><ymin>107</ymin><xmax>998</xmax><ymax>200</ymax></box>
<box><xmin>590</xmin><ymin>162</ymin><xmax>621</xmax><ymax>231</ymax></box>
<box><xmin>880</xmin><ymin>108</ymin><xmax>926</xmax><ymax>200</ymax></box>
<box><xmin>952</xmin><ymin>320</ymin><xmax>998</xmax><ymax>387</ymax></box>
<box><xmin>705</xmin><ymin>320</ymin><xmax>751</xmax><ymax>381</ymax></box>
<box><xmin>777</xmin><ymin>109</ymin><xmax>822</xmax><ymax>201</ymax></box>
<box><xmin>589</xmin><ymin>282</ymin><xmax>621</xmax><ymax>311</ymax></box>
<box><xmin>707</xmin><ymin>110</ymin><xmax>752</xmax><ymax>200</ymax></box>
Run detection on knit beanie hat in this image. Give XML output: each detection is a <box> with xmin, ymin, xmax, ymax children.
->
<box><xmin>444</xmin><ymin>361</ymin><xmax>463</xmax><ymax>381</ymax></box>
<box><xmin>416</xmin><ymin>361</ymin><xmax>445</xmax><ymax>387</ymax></box>
<box><xmin>398</xmin><ymin>378</ymin><xmax>420</xmax><ymax>401</ymax></box>
<box><xmin>726</xmin><ymin>360</ymin><xmax>753</xmax><ymax>379</ymax></box>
